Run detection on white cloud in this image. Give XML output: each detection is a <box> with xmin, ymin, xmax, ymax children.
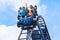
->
<box><xmin>0</xmin><ymin>25</ymin><xmax>21</xmax><ymax>40</ymax></box>
<box><xmin>0</xmin><ymin>0</ymin><xmax>47</xmax><ymax>16</ymax></box>
<box><xmin>37</xmin><ymin>4</ymin><xmax>47</xmax><ymax>16</ymax></box>
<box><xmin>0</xmin><ymin>0</ymin><xmax>39</xmax><ymax>11</ymax></box>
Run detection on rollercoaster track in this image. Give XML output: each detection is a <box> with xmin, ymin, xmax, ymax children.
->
<box><xmin>18</xmin><ymin>16</ymin><xmax>51</xmax><ymax>40</ymax></box>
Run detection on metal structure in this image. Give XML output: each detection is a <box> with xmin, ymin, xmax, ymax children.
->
<box><xmin>17</xmin><ymin>5</ymin><xmax>51</xmax><ymax>40</ymax></box>
<box><xmin>17</xmin><ymin>16</ymin><xmax>51</xmax><ymax>40</ymax></box>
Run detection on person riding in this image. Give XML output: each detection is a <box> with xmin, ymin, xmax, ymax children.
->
<box><xmin>27</xmin><ymin>5</ymin><xmax>34</xmax><ymax>16</ymax></box>
<box><xmin>18</xmin><ymin>7</ymin><xmax>22</xmax><ymax>17</ymax></box>
<box><xmin>34</xmin><ymin>5</ymin><xmax>38</xmax><ymax>18</ymax></box>
<box><xmin>18</xmin><ymin>6</ymin><xmax>27</xmax><ymax>18</ymax></box>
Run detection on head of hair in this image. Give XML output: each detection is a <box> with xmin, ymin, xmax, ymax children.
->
<box><xmin>20</xmin><ymin>7</ymin><xmax>22</xmax><ymax>9</ymax></box>
<box><xmin>22</xmin><ymin>6</ymin><xmax>25</xmax><ymax>10</ymax></box>
<box><xmin>34</xmin><ymin>5</ymin><xmax>37</xmax><ymax>9</ymax></box>
<box><xmin>29</xmin><ymin>5</ymin><xmax>33</xmax><ymax>9</ymax></box>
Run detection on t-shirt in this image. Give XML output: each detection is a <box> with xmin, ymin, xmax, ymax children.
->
<box><xmin>19</xmin><ymin>9</ymin><xmax>27</xmax><ymax>16</ymax></box>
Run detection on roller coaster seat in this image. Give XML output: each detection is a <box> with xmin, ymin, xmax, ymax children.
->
<box><xmin>17</xmin><ymin>6</ymin><xmax>38</xmax><ymax>29</ymax></box>
<box><xmin>17</xmin><ymin>16</ymin><xmax>37</xmax><ymax>27</ymax></box>
<box><xmin>18</xmin><ymin>16</ymin><xmax>33</xmax><ymax>25</ymax></box>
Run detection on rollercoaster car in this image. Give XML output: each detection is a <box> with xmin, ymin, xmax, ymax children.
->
<box><xmin>17</xmin><ymin>5</ymin><xmax>38</xmax><ymax>29</ymax></box>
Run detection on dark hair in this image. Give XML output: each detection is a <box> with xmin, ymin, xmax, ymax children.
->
<box><xmin>19</xmin><ymin>7</ymin><xmax>22</xmax><ymax>9</ymax></box>
<box><xmin>30</xmin><ymin>5</ymin><xmax>33</xmax><ymax>9</ymax></box>
<box><xmin>34</xmin><ymin>5</ymin><xmax>37</xmax><ymax>9</ymax></box>
<box><xmin>22</xmin><ymin>7</ymin><xmax>25</xmax><ymax>9</ymax></box>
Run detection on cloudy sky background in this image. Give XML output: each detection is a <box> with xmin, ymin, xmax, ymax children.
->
<box><xmin>0</xmin><ymin>0</ymin><xmax>60</xmax><ymax>40</ymax></box>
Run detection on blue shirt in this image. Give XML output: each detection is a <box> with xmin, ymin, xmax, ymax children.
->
<box><xmin>19</xmin><ymin>9</ymin><xmax>27</xmax><ymax>16</ymax></box>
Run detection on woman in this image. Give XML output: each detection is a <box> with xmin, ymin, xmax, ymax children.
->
<box><xmin>27</xmin><ymin>5</ymin><xmax>34</xmax><ymax>16</ymax></box>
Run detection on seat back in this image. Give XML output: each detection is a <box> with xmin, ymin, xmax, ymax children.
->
<box><xmin>19</xmin><ymin>16</ymin><xmax>33</xmax><ymax>25</ymax></box>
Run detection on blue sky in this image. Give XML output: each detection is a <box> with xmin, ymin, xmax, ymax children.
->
<box><xmin>41</xmin><ymin>0</ymin><xmax>60</xmax><ymax>40</ymax></box>
<box><xmin>0</xmin><ymin>4</ymin><xmax>17</xmax><ymax>25</ymax></box>
<box><xmin>0</xmin><ymin>0</ymin><xmax>60</xmax><ymax>40</ymax></box>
